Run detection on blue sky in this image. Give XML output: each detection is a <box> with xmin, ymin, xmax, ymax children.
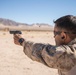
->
<box><xmin>0</xmin><ymin>0</ymin><xmax>76</xmax><ymax>25</ymax></box>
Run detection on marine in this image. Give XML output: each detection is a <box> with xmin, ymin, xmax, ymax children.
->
<box><xmin>13</xmin><ymin>15</ymin><xmax>76</xmax><ymax>75</ymax></box>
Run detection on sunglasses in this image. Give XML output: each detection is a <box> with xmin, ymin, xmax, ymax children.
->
<box><xmin>54</xmin><ymin>31</ymin><xmax>76</xmax><ymax>37</ymax></box>
<box><xmin>53</xmin><ymin>31</ymin><xmax>62</xmax><ymax>37</ymax></box>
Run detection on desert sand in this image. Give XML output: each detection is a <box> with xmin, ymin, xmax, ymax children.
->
<box><xmin>0</xmin><ymin>31</ymin><xmax>58</xmax><ymax>75</ymax></box>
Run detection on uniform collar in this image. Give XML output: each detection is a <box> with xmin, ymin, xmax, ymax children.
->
<box><xmin>68</xmin><ymin>38</ymin><xmax>76</xmax><ymax>45</ymax></box>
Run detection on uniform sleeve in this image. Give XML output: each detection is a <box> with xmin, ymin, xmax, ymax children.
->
<box><xmin>23</xmin><ymin>41</ymin><xmax>76</xmax><ymax>71</ymax></box>
<box><xmin>23</xmin><ymin>41</ymin><xmax>52</xmax><ymax>65</ymax></box>
<box><xmin>41</xmin><ymin>45</ymin><xmax>76</xmax><ymax>71</ymax></box>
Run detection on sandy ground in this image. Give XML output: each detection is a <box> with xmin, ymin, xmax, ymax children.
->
<box><xmin>0</xmin><ymin>31</ymin><xmax>58</xmax><ymax>75</ymax></box>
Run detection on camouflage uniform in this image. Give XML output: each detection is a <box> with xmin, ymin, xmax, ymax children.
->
<box><xmin>23</xmin><ymin>38</ymin><xmax>76</xmax><ymax>75</ymax></box>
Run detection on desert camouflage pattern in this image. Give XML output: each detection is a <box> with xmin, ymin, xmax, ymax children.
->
<box><xmin>23</xmin><ymin>38</ymin><xmax>76</xmax><ymax>75</ymax></box>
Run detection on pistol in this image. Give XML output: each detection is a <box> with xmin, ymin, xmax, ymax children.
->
<box><xmin>9</xmin><ymin>30</ymin><xmax>22</xmax><ymax>34</ymax></box>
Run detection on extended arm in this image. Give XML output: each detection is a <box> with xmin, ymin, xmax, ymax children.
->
<box><xmin>14</xmin><ymin>34</ymin><xmax>76</xmax><ymax>71</ymax></box>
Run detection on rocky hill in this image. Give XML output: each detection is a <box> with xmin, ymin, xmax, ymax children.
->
<box><xmin>0</xmin><ymin>18</ymin><xmax>52</xmax><ymax>26</ymax></box>
<box><xmin>0</xmin><ymin>18</ymin><xmax>53</xmax><ymax>31</ymax></box>
<box><xmin>0</xmin><ymin>18</ymin><xmax>28</xmax><ymax>26</ymax></box>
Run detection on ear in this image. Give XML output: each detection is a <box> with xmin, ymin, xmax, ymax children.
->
<box><xmin>61</xmin><ymin>32</ymin><xmax>67</xmax><ymax>40</ymax></box>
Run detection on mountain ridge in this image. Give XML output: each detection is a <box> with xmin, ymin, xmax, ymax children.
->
<box><xmin>0</xmin><ymin>18</ymin><xmax>52</xmax><ymax>26</ymax></box>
